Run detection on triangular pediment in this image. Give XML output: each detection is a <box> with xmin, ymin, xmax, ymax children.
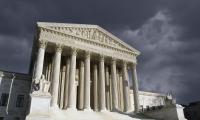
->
<box><xmin>37</xmin><ymin>22</ymin><xmax>140</xmax><ymax>55</ymax></box>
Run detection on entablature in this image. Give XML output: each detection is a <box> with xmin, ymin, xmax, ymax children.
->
<box><xmin>36</xmin><ymin>23</ymin><xmax>141</xmax><ymax>63</ymax></box>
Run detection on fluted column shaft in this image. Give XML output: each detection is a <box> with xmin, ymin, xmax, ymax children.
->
<box><xmin>67</xmin><ymin>48</ymin><xmax>77</xmax><ymax>109</ymax></box>
<box><xmin>84</xmin><ymin>52</ymin><xmax>91</xmax><ymax>110</ymax></box>
<box><xmin>78</xmin><ymin>61</ymin><xmax>84</xmax><ymax>110</ymax></box>
<box><xmin>63</xmin><ymin>58</ymin><xmax>70</xmax><ymax>109</ymax></box>
<box><xmin>34</xmin><ymin>41</ymin><xmax>46</xmax><ymax>80</ymax></box>
<box><xmin>93</xmin><ymin>64</ymin><xmax>98</xmax><ymax>111</ymax></box>
<box><xmin>111</xmin><ymin>59</ymin><xmax>118</xmax><ymax>110</ymax></box>
<box><xmin>132</xmin><ymin>64</ymin><xmax>140</xmax><ymax>113</ymax></box>
<box><xmin>122</xmin><ymin>62</ymin><xmax>130</xmax><ymax>112</ymax></box>
<box><xmin>51</xmin><ymin>44</ymin><xmax>62</xmax><ymax>107</ymax></box>
<box><xmin>99</xmin><ymin>55</ymin><xmax>106</xmax><ymax>111</ymax></box>
<box><xmin>105</xmin><ymin>66</ymin><xmax>110</xmax><ymax>110</ymax></box>
<box><xmin>59</xmin><ymin>66</ymin><xmax>66</xmax><ymax>109</ymax></box>
<box><xmin>119</xmin><ymin>73</ymin><xmax>124</xmax><ymax>111</ymax></box>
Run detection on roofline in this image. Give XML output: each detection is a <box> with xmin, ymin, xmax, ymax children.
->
<box><xmin>37</xmin><ymin>22</ymin><xmax>141</xmax><ymax>55</ymax></box>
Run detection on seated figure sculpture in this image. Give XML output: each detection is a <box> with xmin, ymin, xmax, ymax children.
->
<box><xmin>33</xmin><ymin>75</ymin><xmax>50</xmax><ymax>94</ymax></box>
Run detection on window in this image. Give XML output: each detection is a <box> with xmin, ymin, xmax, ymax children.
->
<box><xmin>16</xmin><ymin>95</ymin><xmax>24</xmax><ymax>108</ymax></box>
<box><xmin>14</xmin><ymin>117</ymin><xmax>20</xmax><ymax>120</ymax></box>
<box><xmin>0</xmin><ymin>117</ymin><xmax>4</xmax><ymax>120</ymax></box>
<box><xmin>0</xmin><ymin>93</ymin><xmax>9</xmax><ymax>106</ymax></box>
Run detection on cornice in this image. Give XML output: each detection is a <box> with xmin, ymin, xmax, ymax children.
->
<box><xmin>39</xmin><ymin>26</ymin><xmax>136</xmax><ymax>56</ymax></box>
<box><xmin>96</xmin><ymin>26</ymin><xmax>140</xmax><ymax>55</ymax></box>
<box><xmin>37</xmin><ymin>22</ymin><xmax>140</xmax><ymax>55</ymax></box>
<box><xmin>37</xmin><ymin>22</ymin><xmax>98</xmax><ymax>29</ymax></box>
<box><xmin>0</xmin><ymin>71</ymin><xmax>31</xmax><ymax>81</ymax></box>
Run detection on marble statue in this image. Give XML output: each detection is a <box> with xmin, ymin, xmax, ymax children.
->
<box><xmin>33</xmin><ymin>75</ymin><xmax>50</xmax><ymax>93</ymax></box>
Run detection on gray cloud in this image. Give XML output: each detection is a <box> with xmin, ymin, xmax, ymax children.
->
<box><xmin>0</xmin><ymin>0</ymin><xmax>199</xmax><ymax>104</ymax></box>
<box><xmin>0</xmin><ymin>34</ymin><xmax>32</xmax><ymax>73</ymax></box>
<box><xmin>116</xmin><ymin>11</ymin><xmax>200</xmax><ymax>104</ymax></box>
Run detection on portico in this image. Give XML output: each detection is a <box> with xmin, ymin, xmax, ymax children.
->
<box><xmin>33</xmin><ymin>22</ymin><xmax>140</xmax><ymax>113</ymax></box>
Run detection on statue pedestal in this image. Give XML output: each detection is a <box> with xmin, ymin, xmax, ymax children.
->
<box><xmin>26</xmin><ymin>92</ymin><xmax>52</xmax><ymax>120</ymax></box>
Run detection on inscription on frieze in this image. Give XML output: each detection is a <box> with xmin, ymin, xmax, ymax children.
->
<box><xmin>48</xmin><ymin>26</ymin><xmax>129</xmax><ymax>51</ymax></box>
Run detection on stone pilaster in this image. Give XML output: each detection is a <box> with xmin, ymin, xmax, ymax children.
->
<box><xmin>93</xmin><ymin>64</ymin><xmax>98</xmax><ymax>111</ymax></box>
<box><xmin>50</xmin><ymin>44</ymin><xmax>63</xmax><ymax>107</ymax></box>
<box><xmin>111</xmin><ymin>58</ymin><xmax>118</xmax><ymax>110</ymax></box>
<box><xmin>78</xmin><ymin>61</ymin><xmax>84</xmax><ymax>110</ymax></box>
<box><xmin>67</xmin><ymin>48</ymin><xmax>77</xmax><ymax>110</ymax></box>
<box><xmin>84</xmin><ymin>51</ymin><xmax>91</xmax><ymax>110</ymax></box>
<box><xmin>132</xmin><ymin>63</ymin><xmax>140</xmax><ymax>113</ymax></box>
<box><xmin>122</xmin><ymin>61</ymin><xmax>130</xmax><ymax>112</ymax></box>
<box><xmin>34</xmin><ymin>40</ymin><xmax>47</xmax><ymax>80</ymax></box>
<box><xmin>99</xmin><ymin>55</ymin><xmax>106</xmax><ymax>111</ymax></box>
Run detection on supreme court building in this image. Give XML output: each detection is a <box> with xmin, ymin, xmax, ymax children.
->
<box><xmin>0</xmin><ymin>22</ymin><xmax>185</xmax><ymax>120</ymax></box>
<box><xmin>30</xmin><ymin>22</ymin><xmax>140</xmax><ymax>112</ymax></box>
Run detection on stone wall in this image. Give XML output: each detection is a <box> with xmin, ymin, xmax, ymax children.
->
<box><xmin>143</xmin><ymin>104</ymin><xmax>186</xmax><ymax>120</ymax></box>
<box><xmin>129</xmin><ymin>90</ymin><xmax>166</xmax><ymax>111</ymax></box>
<box><xmin>0</xmin><ymin>71</ymin><xmax>31</xmax><ymax>120</ymax></box>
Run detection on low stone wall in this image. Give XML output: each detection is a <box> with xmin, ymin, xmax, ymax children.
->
<box><xmin>143</xmin><ymin>104</ymin><xmax>186</xmax><ymax>120</ymax></box>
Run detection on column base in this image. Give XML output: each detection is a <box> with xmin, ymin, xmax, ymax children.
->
<box><xmin>66</xmin><ymin>106</ymin><xmax>77</xmax><ymax>111</ymax></box>
<box><xmin>93</xmin><ymin>109</ymin><xmax>98</xmax><ymax>112</ymax></box>
<box><xmin>83</xmin><ymin>108</ymin><xmax>92</xmax><ymax>112</ymax></box>
<box><xmin>50</xmin><ymin>105</ymin><xmax>59</xmax><ymax>110</ymax></box>
<box><xmin>134</xmin><ymin>109</ymin><xmax>140</xmax><ymax>113</ymax></box>
<box><xmin>111</xmin><ymin>108</ymin><xmax>120</xmax><ymax>112</ymax></box>
<box><xmin>100</xmin><ymin>108</ymin><xmax>107</xmax><ymax>112</ymax></box>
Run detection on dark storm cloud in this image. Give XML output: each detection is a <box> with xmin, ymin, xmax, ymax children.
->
<box><xmin>0</xmin><ymin>0</ymin><xmax>161</xmax><ymax>71</ymax></box>
<box><xmin>161</xmin><ymin>0</ymin><xmax>200</xmax><ymax>40</ymax></box>
<box><xmin>117</xmin><ymin>10</ymin><xmax>200</xmax><ymax>104</ymax></box>
<box><xmin>0</xmin><ymin>0</ymin><xmax>199</xmax><ymax>104</ymax></box>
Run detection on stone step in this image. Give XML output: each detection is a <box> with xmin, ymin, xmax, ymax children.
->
<box><xmin>27</xmin><ymin>109</ymin><xmax>154</xmax><ymax>120</ymax></box>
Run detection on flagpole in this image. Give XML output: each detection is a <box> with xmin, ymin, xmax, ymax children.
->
<box><xmin>6</xmin><ymin>73</ymin><xmax>15</xmax><ymax>114</ymax></box>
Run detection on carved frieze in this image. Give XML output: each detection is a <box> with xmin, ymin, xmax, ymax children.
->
<box><xmin>38</xmin><ymin>24</ymin><xmax>138</xmax><ymax>63</ymax></box>
<box><xmin>41</xmin><ymin>26</ymin><xmax>136</xmax><ymax>53</ymax></box>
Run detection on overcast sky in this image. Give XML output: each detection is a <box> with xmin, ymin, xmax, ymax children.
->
<box><xmin>0</xmin><ymin>0</ymin><xmax>200</xmax><ymax>104</ymax></box>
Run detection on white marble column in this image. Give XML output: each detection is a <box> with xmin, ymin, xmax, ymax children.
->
<box><xmin>99</xmin><ymin>55</ymin><xmax>106</xmax><ymax>111</ymax></box>
<box><xmin>93</xmin><ymin>64</ymin><xmax>98</xmax><ymax>111</ymax></box>
<box><xmin>47</xmin><ymin>63</ymin><xmax>52</xmax><ymax>81</ymax></box>
<box><xmin>34</xmin><ymin>40</ymin><xmax>47</xmax><ymax>80</ymax></box>
<box><xmin>119</xmin><ymin>73</ymin><xmax>124</xmax><ymax>111</ymax></box>
<box><xmin>67</xmin><ymin>48</ymin><xmax>77</xmax><ymax>110</ymax></box>
<box><xmin>50</xmin><ymin>44</ymin><xmax>62</xmax><ymax>107</ymax></box>
<box><xmin>105</xmin><ymin>66</ymin><xmax>110</xmax><ymax>110</ymax></box>
<box><xmin>59</xmin><ymin>66</ymin><xmax>66</xmax><ymax>109</ymax></box>
<box><xmin>132</xmin><ymin>64</ymin><xmax>140</xmax><ymax>113</ymax></box>
<box><xmin>109</xmin><ymin>74</ymin><xmax>113</xmax><ymax>110</ymax></box>
<box><xmin>122</xmin><ymin>62</ymin><xmax>130</xmax><ymax>112</ymax></box>
<box><xmin>111</xmin><ymin>58</ymin><xmax>118</xmax><ymax>110</ymax></box>
<box><xmin>117</xmin><ymin>69</ymin><xmax>121</xmax><ymax>110</ymax></box>
<box><xmin>63</xmin><ymin>58</ymin><xmax>70</xmax><ymax>109</ymax></box>
<box><xmin>78</xmin><ymin>61</ymin><xmax>84</xmax><ymax>110</ymax></box>
<box><xmin>84</xmin><ymin>52</ymin><xmax>91</xmax><ymax>110</ymax></box>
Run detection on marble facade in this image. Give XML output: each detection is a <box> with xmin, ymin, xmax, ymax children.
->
<box><xmin>31</xmin><ymin>22</ymin><xmax>140</xmax><ymax>113</ymax></box>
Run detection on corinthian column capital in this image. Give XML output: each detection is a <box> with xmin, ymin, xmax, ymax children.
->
<box><xmin>111</xmin><ymin>57</ymin><xmax>116</xmax><ymax>64</ymax></box>
<box><xmin>99</xmin><ymin>55</ymin><xmax>104</xmax><ymax>62</ymax></box>
<box><xmin>71</xmin><ymin>47</ymin><xmax>77</xmax><ymax>56</ymax></box>
<box><xmin>85</xmin><ymin>51</ymin><xmax>90</xmax><ymax>58</ymax></box>
<box><xmin>132</xmin><ymin>63</ymin><xmax>137</xmax><ymax>69</ymax></box>
<box><xmin>55</xmin><ymin>44</ymin><xmax>63</xmax><ymax>52</ymax></box>
<box><xmin>39</xmin><ymin>40</ymin><xmax>47</xmax><ymax>49</ymax></box>
<box><xmin>123</xmin><ymin>61</ymin><xmax>127</xmax><ymax>68</ymax></box>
